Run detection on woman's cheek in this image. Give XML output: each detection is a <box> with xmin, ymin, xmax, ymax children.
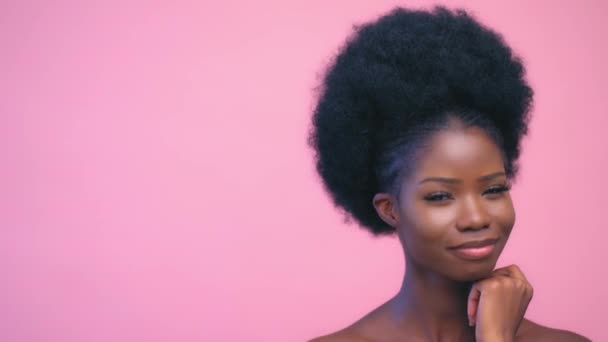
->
<box><xmin>488</xmin><ymin>196</ymin><xmax>516</xmax><ymax>232</ymax></box>
<box><xmin>410</xmin><ymin>203</ymin><xmax>456</xmax><ymax>241</ymax></box>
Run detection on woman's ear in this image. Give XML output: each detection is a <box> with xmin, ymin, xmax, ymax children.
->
<box><xmin>372</xmin><ymin>193</ymin><xmax>400</xmax><ymax>227</ymax></box>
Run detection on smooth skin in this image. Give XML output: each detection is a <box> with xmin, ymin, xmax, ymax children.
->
<box><xmin>310</xmin><ymin>121</ymin><xmax>589</xmax><ymax>342</ymax></box>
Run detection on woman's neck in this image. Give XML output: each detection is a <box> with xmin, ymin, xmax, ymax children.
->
<box><xmin>389</xmin><ymin>261</ymin><xmax>476</xmax><ymax>341</ymax></box>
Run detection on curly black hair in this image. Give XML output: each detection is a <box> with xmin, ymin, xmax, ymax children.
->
<box><xmin>308</xmin><ymin>6</ymin><xmax>533</xmax><ymax>236</ymax></box>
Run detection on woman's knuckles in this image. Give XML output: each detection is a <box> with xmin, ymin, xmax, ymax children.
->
<box><xmin>479</xmin><ymin>278</ymin><xmax>532</xmax><ymax>295</ymax></box>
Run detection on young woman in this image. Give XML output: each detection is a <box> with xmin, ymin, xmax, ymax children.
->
<box><xmin>307</xmin><ymin>6</ymin><xmax>589</xmax><ymax>342</ymax></box>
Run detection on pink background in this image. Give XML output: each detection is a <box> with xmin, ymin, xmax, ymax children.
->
<box><xmin>1</xmin><ymin>1</ymin><xmax>606</xmax><ymax>341</ymax></box>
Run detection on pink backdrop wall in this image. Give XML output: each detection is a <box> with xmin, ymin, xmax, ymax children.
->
<box><xmin>1</xmin><ymin>1</ymin><xmax>606</xmax><ymax>341</ymax></box>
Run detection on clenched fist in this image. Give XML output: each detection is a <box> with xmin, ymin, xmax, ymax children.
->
<box><xmin>467</xmin><ymin>265</ymin><xmax>534</xmax><ymax>342</ymax></box>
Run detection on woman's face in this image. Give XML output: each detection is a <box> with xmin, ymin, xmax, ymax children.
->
<box><xmin>395</xmin><ymin>125</ymin><xmax>515</xmax><ymax>281</ymax></box>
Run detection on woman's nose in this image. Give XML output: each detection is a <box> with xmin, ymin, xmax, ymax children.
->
<box><xmin>455</xmin><ymin>194</ymin><xmax>490</xmax><ymax>231</ymax></box>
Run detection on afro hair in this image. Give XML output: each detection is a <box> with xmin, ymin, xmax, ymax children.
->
<box><xmin>308</xmin><ymin>6</ymin><xmax>533</xmax><ymax>235</ymax></box>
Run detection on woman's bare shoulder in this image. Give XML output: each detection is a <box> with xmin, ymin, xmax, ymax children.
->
<box><xmin>308</xmin><ymin>329</ymin><xmax>372</xmax><ymax>342</ymax></box>
<box><xmin>308</xmin><ymin>319</ymin><xmax>379</xmax><ymax>342</ymax></box>
<box><xmin>518</xmin><ymin>319</ymin><xmax>591</xmax><ymax>342</ymax></box>
<box><xmin>308</xmin><ymin>300</ymin><xmax>393</xmax><ymax>342</ymax></box>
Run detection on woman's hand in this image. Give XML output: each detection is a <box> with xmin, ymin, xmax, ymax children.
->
<box><xmin>467</xmin><ymin>265</ymin><xmax>534</xmax><ymax>342</ymax></box>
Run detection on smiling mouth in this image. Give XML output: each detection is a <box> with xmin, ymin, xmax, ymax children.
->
<box><xmin>448</xmin><ymin>238</ymin><xmax>499</xmax><ymax>261</ymax></box>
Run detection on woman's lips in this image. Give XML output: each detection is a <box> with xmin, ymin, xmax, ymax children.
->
<box><xmin>452</xmin><ymin>245</ymin><xmax>496</xmax><ymax>260</ymax></box>
<box><xmin>449</xmin><ymin>243</ymin><xmax>497</xmax><ymax>260</ymax></box>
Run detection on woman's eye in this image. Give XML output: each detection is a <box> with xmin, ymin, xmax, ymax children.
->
<box><xmin>484</xmin><ymin>184</ymin><xmax>511</xmax><ymax>196</ymax></box>
<box><xmin>424</xmin><ymin>192</ymin><xmax>452</xmax><ymax>202</ymax></box>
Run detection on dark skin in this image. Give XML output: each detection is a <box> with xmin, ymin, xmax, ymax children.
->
<box><xmin>311</xmin><ymin>121</ymin><xmax>590</xmax><ymax>342</ymax></box>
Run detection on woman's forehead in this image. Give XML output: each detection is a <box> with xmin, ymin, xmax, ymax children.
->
<box><xmin>409</xmin><ymin>126</ymin><xmax>505</xmax><ymax>182</ymax></box>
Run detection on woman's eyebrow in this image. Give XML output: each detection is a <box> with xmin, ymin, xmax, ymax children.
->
<box><xmin>478</xmin><ymin>171</ymin><xmax>506</xmax><ymax>182</ymax></box>
<box><xmin>418</xmin><ymin>177</ymin><xmax>460</xmax><ymax>185</ymax></box>
<box><xmin>418</xmin><ymin>172</ymin><xmax>506</xmax><ymax>185</ymax></box>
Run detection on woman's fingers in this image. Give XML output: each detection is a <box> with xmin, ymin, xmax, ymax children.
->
<box><xmin>468</xmin><ymin>265</ymin><xmax>531</xmax><ymax>327</ymax></box>
<box><xmin>467</xmin><ymin>282</ymin><xmax>482</xmax><ymax>326</ymax></box>
<box><xmin>492</xmin><ymin>264</ymin><xmax>528</xmax><ymax>282</ymax></box>
<box><xmin>492</xmin><ymin>264</ymin><xmax>534</xmax><ymax>299</ymax></box>
<box><xmin>467</xmin><ymin>264</ymin><xmax>535</xmax><ymax>339</ymax></box>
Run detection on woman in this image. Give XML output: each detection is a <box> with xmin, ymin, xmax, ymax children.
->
<box><xmin>307</xmin><ymin>6</ymin><xmax>589</xmax><ymax>342</ymax></box>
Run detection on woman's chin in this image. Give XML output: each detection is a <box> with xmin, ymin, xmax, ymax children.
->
<box><xmin>449</xmin><ymin>262</ymin><xmax>497</xmax><ymax>282</ymax></box>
